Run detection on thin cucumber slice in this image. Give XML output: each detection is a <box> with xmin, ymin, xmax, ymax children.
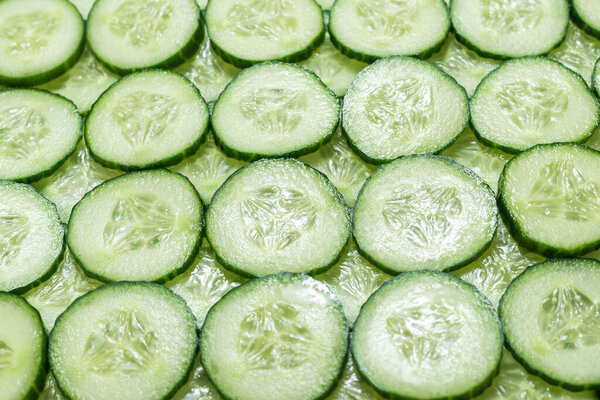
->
<box><xmin>172</xmin><ymin>354</ymin><xmax>221</xmax><ymax>400</ymax></box>
<box><xmin>451</xmin><ymin>0</ymin><xmax>569</xmax><ymax>59</ymax></box>
<box><xmin>69</xmin><ymin>0</ymin><xmax>95</xmax><ymax>18</ymax></box>
<box><xmin>427</xmin><ymin>34</ymin><xmax>501</xmax><ymax>97</ymax></box>
<box><xmin>352</xmin><ymin>271</ymin><xmax>503</xmax><ymax>399</ymax></box>
<box><xmin>498</xmin><ymin>143</ymin><xmax>600</xmax><ymax>257</ymax></box>
<box><xmin>212</xmin><ymin>62</ymin><xmax>340</xmax><ymax>161</ymax></box>
<box><xmin>86</xmin><ymin>70</ymin><xmax>209</xmax><ymax>170</ymax></box>
<box><xmin>0</xmin><ymin>181</ymin><xmax>64</xmax><ymax>294</ymax></box>
<box><xmin>572</xmin><ymin>0</ymin><xmax>600</xmax><ymax>39</ymax></box>
<box><xmin>0</xmin><ymin>89</ymin><xmax>81</xmax><ymax>183</ymax></box>
<box><xmin>87</xmin><ymin>0</ymin><xmax>203</xmax><ymax>74</ymax></box>
<box><xmin>499</xmin><ymin>258</ymin><xmax>600</xmax><ymax>391</ymax></box>
<box><xmin>40</xmin><ymin>374</ymin><xmax>66</xmax><ymax>400</ymax></box>
<box><xmin>67</xmin><ymin>169</ymin><xmax>204</xmax><ymax>283</ymax></box>
<box><xmin>342</xmin><ymin>57</ymin><xmax>468</xmax><ymax>164</ymax></box>
<box><xmin>205</xmin><ymin>0</ymin><xmax>325</xmax><ymax>68</ymax></box>
<box><xmin>471</xmin><ymin>58</ymin><xmax>600</xmax><ymax>154</ymax></box>
<box><xmin>441</xmin><ymin>127</ymin><xmax>512</xmax><ymax>193</ymax></box>
<box><xmin>49</xmin><ymin>282</ymin><xmax>198</xmax><ymax>400</ymax></box>
<box><xmin>200</xmin><ymin>273</ymin><xmax>349</xmax><ymax>400</ymax></box>
<box><xmin>353</xmin><ymin>155</ymin><xmax>498</xmax><ymax>274</ymax></box>
<box><xmin>328</xmin><ymin>0</ymin><xmax>450</xmax><ymax>62</ymax></box>
<box><xmin>549</xmin><ymin>22</ymin><xmax>600</xmax><ymax>87</ymax></box>
<box><xmin>24</xmin><ymin>250</ymin><xmax>101</xmax><ymax>332</ymax></box>
<box><xmin>594</xmin><ymin>57</ymin><xmax>600</xmax><ymax>98</ymax></box>
<box><xmin>34</xmin><ymin>142</ymin><xmax>122</xmax><ymax>223</ymax></box>
<box><xmin>300</xmin><ymin>129</ymin><xmax>375</xmax><ymax>207</ymax></box>
<box><xmin>0</xmin><ymin>293</ymin><xmax>47</xmax><ymax>400</ymax></box>
<box><xmin>0</xmin><ymin>0</ymin><xmax>85</xmax><ymax>86</ymax></box>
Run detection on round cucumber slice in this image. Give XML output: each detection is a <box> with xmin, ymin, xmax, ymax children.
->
<box><xmin>353</xmin><ymin>155</ymin><xmax>498</xmax><ymax>274</ymax></box>
<box><xmin>352</xmin><ymin>271</ymin><xmax>503</xmax><ymax>399</ymax></box>
<box><xmin>549</xmin><ymin>22</ymin><xmax>600</xmax><ymax>87</ymax></box>
<box><xmin>471</xmin><ymin>58</ymin><xmax>600</xmax><ymax>154</ymax></box>
<box><xmin>49</xmin><ymin>282</ymin><xmax>198</xmax><ymax>400</ymax></box>
<box><xmin>200</xmin><ymin>273</ymin><xmax>349</xmax><ymax>400</ymax></box>
<box><xmin>67</xmin><ymin>169</ymin><xmax>203</xmax><ymax>283</ymax></box>
<box><xmin>0</xmin><ymin>0</ymin><xmax>85</xmax><ymax>86</ymax></box>
<box><xmin>342</xmin><ymin>57</ymin><xmax>468</xmax><ymax>164</ymax></box>
<box><xmin>206</xmin><ymin>158</ymin><xmax>351</xmax><ymax>278</ymax></box>
<box><xmin>572</xmin><ymin>0</ymin><xmax>600</xmax><ymax>39</ymax></box>
<box><xmin>85</xmin><ymin>70</ymin><xmax>209</xmax><ymax>171</ymax></box>
<box><xmin>500</xmin><ymin>258</ymin><xmax>600</xmax><ymax>391</ymax></box>
<box><xmin>498</xmin><ymin>143</ymin><xmax>600</xmax><ymax>257</ymax></box>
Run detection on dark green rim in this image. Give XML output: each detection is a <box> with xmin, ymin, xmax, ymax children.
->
<box><xmin>571</xmin><ymin>0</ymin><xmax>600</xmax><ymax>40</ymax></box>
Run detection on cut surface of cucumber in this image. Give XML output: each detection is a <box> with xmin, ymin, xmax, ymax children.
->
<box><xmin>327</xmin><ymin>355</ymin><xmax>383</xmax><ymax>400</ymax></box>
<box><xmin>329</xmin><ymin>0</ymin><xmax>450</xmax><ymax>62</ymax></box>
<box><xmin>352</xmin><ymin>271</ymin><xmax>503</xmax><ymax>399</ymax></box>
<box><xmin>0</xmin><ymin>89</ymin><xmax>81</xmax><ymax>183</ymax></box>
<box><xmin>500</xmin><ymin>258</ymin><xmax>600</xmax><ymax>391</ymax></box>
<box><xmin>549</xmin><ymin>22</ymin><xmax>600</xmax><ymax>87</ymax></box>
<box><xmin>353</xmin><ymin>155</ymin><xmax>497</xmax><ymax>274</ymax></box>
<box><xmin>39</xmin><ymin>373</ymin><xmax>65</xmax><ymax>400</ymax></box>
<box><xmin>0</xmin><ymin>181</ymin><xmax>64</xmax><ymax>294</ymax></box>
<box><xmin>572</xmin><ymin>0</ymin><xmax>600</xmax><ymax>39</ymax></box>
<box><xmin>316</xmin><ymin>0</ymin><xmax>334</xmax><ymax>9</ymax></box>
<box><xmin>86</xmin><ymin>70</ymin><xmax>209</xmax><ymax>170</ymax></box>
<box><xmin>0</xmin><ymin>0</ymin><xmax>85</xmax><ymax>86</ymax></box>
<box><xmin>342</xmin><ymin>57</ymin><xmax>468</xmax><ymax>164</ymax></box>
<box><xmin>212</xmin><ymin>62</ymin><xmax>340</xmax><ymax>161</ymax></box>
<box><xmin>498</xmin><ymin>143</ymin><xmax>600</xmax><ymax>257</ymax></box>
<box><xmin>594</xmin><ymin>58</ymin><xmax>600</xmax><ymax>98</ymax></box>
<box><xmin>67</xmin><ymin>169</ymin><xmax>203</xmax><ymax>283</ymax></box>
<box><xmin>0</xmin><ymin>292</ymin><xmax>47</xmax><ymax>400</ymax></box>
<box><xmin>69</xmin><ymin>0</ymin><xmax>95</xmax><ymax>18</ymax></box>
<box><xmin>49</xmin><ymin>282</ymin><xmax>198</xmax><ymax>400</ymax></box>
<box><xmin>200</xmin><ymin>273</ymin><xmax>349</xmax><ymax>400</ymax></box>
<box><xmin>87</xmin><ymin>0</ymin><xmax>203</xmax><ymax>74</ymax></box>
<box><xmin>471</xmin><ymin>58</ymin><xmax>600</xmax><ymax>154</ymax></box>
<box><xmin>451</xmin><ymin>0</ymin><xmax>568</xmax><ymax>59</ymax></box>
<box><xmin>205</xmin><ymin>0</ymin><xmax>325</xmax><ymax>68</ymax></box>
<box><xmin>171</xmin><ymin>354</ymin><xmax>221</xmax><ymax>400</ymax></box>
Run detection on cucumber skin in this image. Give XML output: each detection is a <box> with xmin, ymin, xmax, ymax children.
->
<box><xmin>571</xmin><ymin>0</ymin><xmax>600</xmax><ymax>40</ymax></box>
<box><xmin>497</xmin><ymin>143</ymin><xmax>600</xmax><ymax>257</ymax></box>
<box><xmin>594</xmin><ymin>59</ymin><xmax>600</xmax><ymax>99</ymax></box>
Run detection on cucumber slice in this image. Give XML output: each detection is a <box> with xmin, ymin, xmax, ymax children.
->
<box><xmin>441</xmin><ymin>127</ymin><xmax>512</xmax><ymax>193</ymax></box>
<box><xmin>40</xmin><ymin>374</ymin><xmax>65</xmax><ymax>400</ymax></box>
<box><xmin>69</xmin><ymin>0</ymin><xmax>95</xmax><ymax>18</ymax></box>
<box><xmin>0</xmin><ymin>181</ymin><xmax>64</xmax><ymax>294</ymax></box>
<box><xmin>572</xmin><ymin>0</ymin><xmax>600</xmax><ymax>39</ymax></box>
<box><xmin>451</xmin><ymin>0</ymin><xmax>569</xmax><ymax>59</ymax></box>
<box><xmin>549</xmin><ymin>22</ymin><xmax>600</xmax><ymax>87</ymax></box>
<box><xmin>0</xmin><ymin>89</ymin><xmax>81</xmax><ymax>183</ymax></box>
<box><xmin>328</xmin><ymin>0</ymin><xmax>450</xmax><ymax>62</ymax></box>
<box><xmin>49</xmin><ymin>282</ymin><xmax>198</xmax><ymax>400</ymax></box>
<box><xmin>200</xmin><ymin>273</ymin><xmax>349</xmax><ymax>400</ymax></box>
<box><xmin>498</xmin><ymin>143</ymin><xmax>600</xmax><ymax>257</ymax></box>
<box><xmin>212</xmin><ymin>62</ymin><xmax>340</xmax><ymax>161</ymax></box>
<box><xmin>300</xmin><ymin>129</ymin><xmax>375</xmax><ymax>207</ymax></box>
<box><xmin>85</xmin><ymin>70</ymin><xmax>209</xmax><ymax>170</ymax></box>
<box><xmin>87</xmin><ymin>0</ymin><xmax>203</xmax><ymax>74</ymax></box>
<box><xmin>172</xmin><ymin>354</ymin><xmax>221</xmax><ymax>400</ymax></box>
<box><xmin>427</xmin><ymin>34</ymin><xmax>501</xmax><ymax>96</ymax></box>
<box><xmin>594</xmin><ymin>57</ymin><xmax>600</xmax><ymax>98</ymax></box>
<box><xmin>327</xmin><ymin>355</ymin><xmax>383</xmax><ymax>400</ymax></box>
<box><xmin>499</xmin><ymin>258</ymin><xmax>600</xmax><ymax>391</ymax></box>
<box><xmin>34</xmin><ymin>142</ymin><xmax>122</xmax><ymax>223</ymax></box>
<box><xmin>471</xmin><ymin>58</ymin><xmax>600</xmax><ymax>154</ymax></box>
<box><xmin>0</xmin><ymin>293</ymin><xmax>47</xmax><ymax>400</ymax></box>
<box><xmin>353</xmin><ymin>155</ymin><xmax>498</xmax><ymax>274</ymax></box>
<box><xmin>206</xmin><ymin>159</ymin><xmax>351</xmax><ymax>277</ymax></box>
<box><xmin>205</xmin><ymin>0</ymin><xmax>325</xmax><ymax>68</ymax></box>
<box><xmin>67</xmin><ymin>169</ymin><xmax>203</xmax><ymax>283</ymax></box>
<box><xmin>0</xmin><ymin>0</ymin><xmax>85</xmax><ymax>86</ymax></box>
<box><xmin>342</xmin><ymin>57</ymin><xmax>468</xmax><ymax>164</ymax></box>
<box><xmin>352</xmin><ymin>271</ymin><xmax>503</xmax><ymax>399</ymax></box>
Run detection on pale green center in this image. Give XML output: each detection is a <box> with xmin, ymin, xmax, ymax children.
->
<box><xmin>481</xmin><ymin>0</ymin><xmax>544</xmax><ymax>33</ymax></box>
<box><xmin>240</xmin><ymin>88</ymin><xmax>307</xmax><ymax>136</ymax></box>
<box><xmin>0</xmin><ymin>11</ymin><xmax>59</xmax><ymax>56</ymax></box>
<box><xmin>0</xmin><ymin>211</ymin><xmax>29</xmax><ymax>266</ymax></box>
<box><xmin>357</xmin><ymin>0</ymin><xmax>416</xmax><ymax>38</ymax></box>
<box><xmin>109</xmin><ymin>0</ymin><xmax>173</xmax><ymax>47</ymax></box>
<box><xmin>227</xmin><ymin>0</ymin><xmax>298</xmax><ymax>39</ymax></box>
<box><xmin>0</xmin><ymin>107</ymin><xmax>48</xmax><ymax>160</ymax></box>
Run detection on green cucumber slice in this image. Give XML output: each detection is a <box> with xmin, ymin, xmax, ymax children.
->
<box><xmin>328</xmin><ymin>0</ymin><xmax>450</xmax><ymax>62</ymax></box>
<box><xmin>451</xmin><ymin>0</ymin><xmax>569</xmax><ymax>59</ymax></box>
<box><xmin>85</xmin><ymin>70</ymin><xmax>209</xmax><ymax>170</ymax></box>
<box><xmin>498</xmin><ymin>143</ymin><xmax>600</xmax><ymax>257</ymax></box>
<box><xmin>0</xmin><ymin>0</ymin><xmax>85</xmax><ymax>86</ymax></box>
<box><xmin>39</xmin><ymin>374</ymin><xmax>65</xmax><ymax>400</ymax></box>
<box><xmin>205</xmin><ymin>0</ymin><xmax>325</xmax><ymax>68</ymax></box>
<box><xmin>67</xmin><ymin>169</ymin><xmax>204</xmax><ymax>283</ymax></box>
<box><xmin>352</xmin><ymin>271</ymin><xmax>503</xmax><ymax>399</ymax></box>
<box><xmin>0</xmin><ymin>293</ymin><xmax>47</xmax><ymax>400</ymax></box>
<box><xmin>342</xmin><ymin>57</ymin><xmax>468</xmax><ymax>164</ymax></box>
<box><xmin>200</xmin><ymin>273</ymin><xmax>349</xmax><ymax>400</ymax></box>
<box><xmin>572</xmin><ymin>0</ymin><xmax>600</xmax><ymax>39</ymax></box>
<box><xmin>0</xmin><ymin>181</ymin><xmax>64</xmax><ymax>294</ymax></box>
<box><xmin>49</xmin><ymin>282</ymin><xmax>198</xmax><ymax>400</ymax></box>
<box><xmin>172</xmin><ymin>354</ymin><xmax>221</xmax><ymax>400</ymax></box>
<box><xmin>594</xmin><ymin>57</ymin><xmax>600</xmax><ymax>98</ymax></box>
<box><xmin>470</xmin><ymin>58</ymin><xmax>600</xmax><ymax>154</ymax></box>
<box><xmin>499</xmin><ymin>258</ymin><xmax>600</xmax><ymax>391</ymax></box>
<box><xmin>212</xmin><ymin>62</ymin><xmax>340</xmax><ymax>161</ymax></box>
<box><xmin>0</xmin><ymin>89</ymin><xmax>81</xmax><ymax>183</ymax></box>
<box><xmin>549</xmin><ymin>22</ymin><xmax>600</xmax><ymax>87</ymax></box>
<box><xmin>87</xmin><ymin>0</ymin><xmax>203</xmax><ymax>74</ymax></box>
<box><xmin>327</xmin><ymin>355</ymin><xmax>383</xmax><ymax>400</ymax></box>
<box><xmin>353</xmin><ymin>155</ymin><xmax>498</xmax><ymax>274</ymax></box>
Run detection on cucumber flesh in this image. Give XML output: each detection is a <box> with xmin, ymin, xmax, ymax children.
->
<box><xmin>40</xmin><ymin>373</ymin><xmax>66</xmax><ymax>400</ymax></box>
<box><xmin>69</xmin><ymin>0</ymin><xmax>96</xmax><ymax>18</ymax></box>
<box><xmin>171</xmin><ymin>354</ymin><xmax>221</xmax><ymax>400</ymax></box>
<box><xmin>549</xmin><ymin>22</ymin><xmax>600</xmax><ymax>87</ymax></box>
<box><xmin>316</xmin><ymin>0</ymin><xmax>335</xmax><ymax>9</ymax></box>
<box><xmin>594</xmin><ymin>58</ymin><xmax>600</xmax><ymax>98</ymax></box>
<box><xmin>572</xmin><ymin>0</ymin><xmax>600</xmax><ymax>39</ymax></box>
<box><xmin>327</xmin><ymin>355</ymin><xmax>383</xmax><ymax>400</ymax></box>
